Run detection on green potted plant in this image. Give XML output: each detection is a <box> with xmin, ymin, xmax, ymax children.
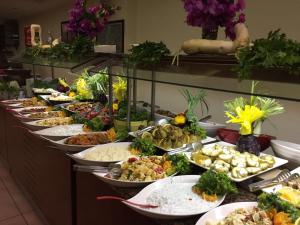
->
<box><xmin>114</xmin><ymin>101</ymin><xmax>150</xmax><ymax>131</ymax></box>
<box><xmin>125</xmin><ymin>41</ymin><xmax>170</xmax><ymax>67</ymax></box>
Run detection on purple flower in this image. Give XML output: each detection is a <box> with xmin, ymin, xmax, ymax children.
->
<box><xmin>67</xmin><ymin>0</ymin><xmax>114</xmax><ymax>39</ymax></box>
<box><xmin>182</xmin><ymin>0</ymin><xmax>246</xmax><ymax>40</ymax></box>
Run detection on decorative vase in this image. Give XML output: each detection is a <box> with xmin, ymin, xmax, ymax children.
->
<box><xmin>237</xmin><ymin>134</ymin><xmax>261</xmax><ymax>156</ymax></box>
<box><xmin>202</xmin><ymin>26</ymin><xmax>218</xmax><ymax>40</ymax></box>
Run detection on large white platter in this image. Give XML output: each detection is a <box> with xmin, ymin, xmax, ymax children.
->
<box><xmin>68</xmin><ymin>142</ymin><xmax>133</xmax><ymax>166</ymax></box>
<box><xmin>32</xmin><ymin>88</ymin><xmax>58</xmax><ymax>95</ymax></box>
<box><xmin>262</xmin><ymin>167</ymin><xmax>300</xmax><ymax>194</ymax></box>
<box><xmin>196</xmin><ymin>202</ymin><xmax>257</xmax><ymax>225</ymax></box>
<box><xmin>1</xmin><ymin>98</ymin><xmax>29</xmax><ymax>105</ymax></box>
<box><xmin>7</xmin><ymin>103</ymin><xmax>24</xmax><ymax>108</ymax></box>
<box><xmin>33</xmin><ymin>124</ymin><xmax>86</xmax><ymax>141</ymax></box>
<box><xmin>50</xmin><ymin>137</ymin><xmax>94</xmax><ymax>152</ymax></box>
<box><xmin>124</xmin><ymin>175</ymin><xmax>225</xmax><ymax>219</ymax></box>
<box><xmin>11</xmin><ymin>106</ymin><xmax>48</xmax><ymax>114</ymax></box>
<box><xmin>94</xmin><ymin>161</ymin><xmax>177</xmax><ymax>188</ymax></box>
<box><xmin>24</xmin><ymin>118</ymin><xmax>75</xmax><ymax>131</ymax></box>
<box><xmin>185</xmin><ymin>141</ymin><xmax>288</xmax><ymax>182</ymax></box>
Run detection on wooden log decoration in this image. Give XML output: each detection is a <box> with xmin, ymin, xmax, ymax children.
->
<box><xmin>182</xmin><ymin>23</ymin><xmax>250</xmax><ymax>55</ymax></box>
<box><xmin>172</xmin><ymin>23</ymin><xmax>250</xmax><ymax>66</ymax></box>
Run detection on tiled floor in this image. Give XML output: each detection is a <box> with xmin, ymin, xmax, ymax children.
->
<box><xmin>0</xmin><ymin>160</ymin><xmax>46</xmax><ymax>225</ymax></box>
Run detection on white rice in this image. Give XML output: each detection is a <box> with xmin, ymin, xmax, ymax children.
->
<box><xmin>34</xmin><ymin>124</ymin><xmax>84</xmax><ymax>136</ymax></box>
<box><xmin>146</xmin><ymin>183</ymin><xmax>221</xmax><ymax>215</ymax></box>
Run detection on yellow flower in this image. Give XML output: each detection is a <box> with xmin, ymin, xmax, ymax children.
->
<box><xmin>113</xmin><ymin>103</ymin><xmax>119</xmax><ymax>111</ymax></box>
<box><xmin>76</xmin><ymin>78</ymin><xmax>93</xmax><ymax>99</ymax></box>
<box><xmin>113</xmin><ymin>78</ymin><xmax>127</xmax><ymax>102</ymax></box>
<box><xmin>68</xmin><ymin>91</ymin><xmax>76</xmax><ymax>97</ymax></box>
<box><xmin>226</xmin><ymin>105</ymin><xmax>264</xmax><ymax>135</ymax></box>
<box><xmin>174</xmin><ymin>113</ymin><xmax>186</xmax><ymax>125</ymax></box>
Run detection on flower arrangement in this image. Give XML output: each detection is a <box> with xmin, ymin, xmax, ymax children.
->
<box><xmin>67</xmin><ymin>0</ymin><xmax>116</xmax><ymax>39</ymax></box>
<box><xmin>172</xmin><ymin>89</ymin><xmax>208</xmax><ymax>139</ymax></box>
<box><xmin>224</xmin><ymin>82</ymin><xmax>284</xmax><ymax>136</ymax></box>
<box><xmin>224</xmin><ymin>82</ymin><xmax>284</xmax><ymax>154</ymax></box>
<box><xmin>182</xmin><ymin>0</ymin><xmax>246</xmax><ymax>40</ymax></box>
<box><xmin>72</xmin><ymin>68</ymin><xmax>109</xmax><ymax>102</ymax></box>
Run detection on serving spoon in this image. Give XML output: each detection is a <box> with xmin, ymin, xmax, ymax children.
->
<box><xmin>96</xmin><ymin>196</ymin><xmax>158</xmax><ymax>209</ymax></box>
<box><xmin>73</xmin><ymin>164</ymin><xmax>122</xmax><ymax>179</ymax></box>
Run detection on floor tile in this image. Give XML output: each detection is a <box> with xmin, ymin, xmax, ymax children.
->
<box><xmin>0</xmin><ymin>215</ymin><xmax>26</xmax><ymax>225</ymax></box>
<box><xmin>0</xmin><ymin>167</ymin><xmax>10</xmax><ymax>180</ymax></box>
<box><xmin>0</xmin><ymin>179</ymin><xmax>5</xmax><ymax>190</ymax></box>
<box><xmin>10</xmin><ymin>190</ymin><xmax>34</xmax><ymax>214</ymax></box>
<box><xmin>23</xmin><ymin>211</ymin><xmax>45</xmax><ymax>225</ymax></box>
<box><xmin>1</xmin><ymin>176</ymin><xmax>20</xmax><ymax>193</ymax></box>
<box><xmin>0</xmin><ymin>189</ymin><xmax>19</xmax><ymax>221</ymax></box>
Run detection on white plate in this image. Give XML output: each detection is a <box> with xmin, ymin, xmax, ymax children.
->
<box><xmin>33</xmin><ymin>124</ymin><xmax>86</xmax><ymax>141</ymax></box>
<box><xmin>14</xmin><ymin>114</ymin><xmax>38</xmax><ymax>122</ymax></box>
<box><xmin>94</xmin><ymin>172</ymin><xmax>165</xmax><ymax>188</ymax></box>
<box><xmin>11</xmin><ymin>106</ymin><xmax>48</xmax><ymax>114</ymax></box>
<box><xmin>51</xmin><ymin>137</ymin><xmax>94</xmax><ymax>152</ymax></box>
<box><xmin>7</xmin><ymin>103</ymin><xmax>23</xmax><ymax>108</ymax></box>
<box><xmin>68</xmin><ymin>142</ymin><xmax>133</xmax><ymax>166</ymax></box>
<box><xmin>94</xmin><ymin>160</ymin><xmax>177</xmax><ymax>188</ymax></box>
<box><xmin>271</xmin><ymin>140</ymin><xmax>300</xmax><ymax>165</ymax></box>
<box><xmin>196</xmin><ymin>202</ymin><xmax>257</xmax><ymax>225</ymax></box>
<box><xmin>24</xmin><ymin>119</ymin><xmax>52</xmax><ymax>131</ymax></box>
<box><xmin>1</xmin><ymin>98</ymin><xmax>28</xmax><ymax>105</ymax></box>
<box><xmin>262</xmin><ymin>167</ymin><xmax>300</xmax><ymax>194</ymax></box>
<box><xmin>124</xmin><ymin>175</ymin><xmax>225</xmax><ymax>219</ymax></box>
<box><xmin>186</xmin><ymin>141</ymin><xmax>288</xmax><ymax>182</ymax></box>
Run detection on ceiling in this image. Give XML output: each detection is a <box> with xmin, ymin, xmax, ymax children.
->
<box><xmin>0</xmin><ymin>0</ymin><xmax>72</xmax><ymax>20</ymax></box>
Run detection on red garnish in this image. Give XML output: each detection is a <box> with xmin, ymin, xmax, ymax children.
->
<box><xmin>127</xmin><ymin>157</ymin><xmax>138</xmax><ymax>163</ymax></box>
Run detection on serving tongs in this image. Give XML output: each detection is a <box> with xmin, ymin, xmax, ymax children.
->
<box><xmin>249</xmin><ymin>169</ymin><xmax>300</xmax><ymax>192</ymax></box>
<box><xmin>73</xmin><ymin>164</ymin><xmax>122</xmax><ymax>179</ymax></box>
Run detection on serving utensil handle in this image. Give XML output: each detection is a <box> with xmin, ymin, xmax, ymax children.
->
<box><xmin>73</xmin><ymin>165</ymin><xmax>108</xmax><ymax>173</ymax></box>
<box><xmin>249</xmin><ymin>179</ymin><xmax>278</xmax><ymax>192</ymax></box>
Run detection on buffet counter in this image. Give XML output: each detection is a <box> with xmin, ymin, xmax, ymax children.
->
<box><xmin>0</xmin><ymin>103</ymin><xmax>264</xmax><ymax>225</ymax></box>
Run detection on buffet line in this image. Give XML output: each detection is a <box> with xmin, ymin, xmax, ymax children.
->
<box><xmin>1</xmin><ymin>78</ymin><xmax>300</xmax><ymax>225</ymax></box>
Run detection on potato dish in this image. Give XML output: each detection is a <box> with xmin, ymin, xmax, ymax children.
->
<box><xmin>65</xmin><ymin>129</ymin><xmax>116</xmax><ymax>145</ymax></box>
<box><xmin>28</xmin><ymin>111</ymin><xmax>66</xmax><ymax>119</ymax></box>
<box><xmin>20</xmin><ymin>107</ymin><xmax>50</xmax><ymax>114</ymax></box>
<box><xmin>49</xmin><ymin>94</ymin><xmax>74</xmax><ymax>102</ymax></box>
<box><xmin>32</xmin><ymin>88</ymin><xmax>57</xmax><ymax>94</ymax></box>
<box><xmin>36</xmin><ymin>117</ymin><xmax>74</xmax><ymax>127</ymax></box>
<box><xmin>84</xmin><ymin>145</ymin><xmax>132</xmax><ymax>162</ymax></box>
<box><xmin>140</xmin><ymin>124</ymin><xmax>200</xmax><ymax>150</ymax></box>
<box><xmin>119</xmin><ymin>156</ymin><xmax>173</xmax><ymax>182</ymax></box>
<box><xmin>65</xmin><ymin>102</ymin><xmax>96</xmax><ymax>113</ymax></box>
<box><xmin>191</xmin><ymin>143</ymin><xmax>275</xmax><ymax>179</ymax></box>
<box><xmin>21</xmin><ymin>97</ymin><xmax>47</xmax><ymax>107</ymax></box>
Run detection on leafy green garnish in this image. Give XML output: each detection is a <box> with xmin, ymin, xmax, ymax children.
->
<box><xmin>72</xmin><ymin>114</ymin><xmax>88</xmax><ymax>124</ymax></box>
<box><xmin>258</xmin><ymin>193</ymin><xmax>300</xmax><ymax>222</ymax></box>
<box><xmin>126</xmin><ymin>41</ymin><xmax>170</xmax><ymax>67</ymax></box>
<box><xmin>116</xmin><ymin>101</ymin><xmax>149</xmax><ymax>121</ymax></box>
<box><xmin>116</xmin><ymin>128</ymin><xmax>129</xmax><ymax>141</ymax></box>
<box><xmin>166</xmin><ymin>153</ymin><xmax>192</xmax><ymax>175</ymax></box>
<box><xmin>184</xmin><ymin>119</ymin><xmax>207</xmax><ymax>139</ymax></box>
<box><xmin>130</xmin><ymin>138</ymin><xmax>156</xmax><ymax>156</ymax></box>
<box><xmin>236</xmin><ymin>29</ymin><xmax>300</xmax><ymax>80</ymax></box>
<box><xmin>84</xmin><ymin>117</ymin><xmax>104</xmax><ymax>131</ymax></box>
<box><xmin>194</xmin><ymin>170</ymin><xmax>237</xmax><ymax>196</ymax></box>
<box><xmin>23</xmin><ymin>36</ymin><xmax>93</xmax><ymax>61</ymax></box>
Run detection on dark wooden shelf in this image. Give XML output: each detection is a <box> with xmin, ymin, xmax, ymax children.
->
<box><xmin>94</xmin><ymin>53</ymin><xmax>300</xmax><ymax>84</ymax></box>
